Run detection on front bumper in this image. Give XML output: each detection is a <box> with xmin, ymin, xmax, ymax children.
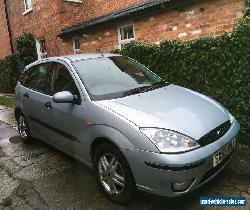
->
<box><xmin>122</xmin><ymin>119</ymin><xmax>240</xmax><ymax>197</ymax></box>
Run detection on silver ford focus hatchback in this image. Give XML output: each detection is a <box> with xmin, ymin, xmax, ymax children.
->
<box><xmin>15</xmin><ymin>54</ymin><xmax>240</xmax><ymax>204</ymax></box>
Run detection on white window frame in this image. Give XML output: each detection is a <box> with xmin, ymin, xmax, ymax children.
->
<box><xmin>23</xmin><ymin>0</ymin><xmax>32</xmax><ymax>15</ymax></box>
<box><xmin>36</xmin><ymin>39</ymin><xmax>47</xmax><ymax>60</ymax></box>
<box><xmin>72</xmin><ymin>38</ymin><xmax>81</xmax><ymax>54</ymax></box>
<box><xmin>118</xmin><ymin>24</ymin><xmax>135</xmax><ymax>49</ymax></box>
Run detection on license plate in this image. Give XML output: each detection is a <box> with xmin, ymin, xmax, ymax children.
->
<box><xmin>213</xmin><ymin>138</ymin><xmax>236</xmax><ymax>167</ymax></box>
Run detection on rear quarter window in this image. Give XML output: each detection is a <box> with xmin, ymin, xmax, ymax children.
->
<box><xmin>19</xmin><ymin>69</ymin><xmax>29</xmax><ymax>86</ymax></box>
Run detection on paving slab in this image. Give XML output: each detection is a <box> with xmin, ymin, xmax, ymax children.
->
<box><xmin>0</xmin><ymin>127</ymin><xmax>18</xmax><ymax>140</ymax></box>
<box><xmin>0</xmin><ymin>150</ymin><xmax>6</xmax><ymax>158</ymax></box>
<box><xmin>12</xmin><ymin>148</ymin><xmax>55</xmax><ymax>167</ymax></box>
<box><xmin>14</xmin><ymin>154</ymin><xmax>72</xmax><ymax>181</ymax></box>
<box><xmin>0</xmin><ymin>137</ymin><xmax>51</xmax><ymax>159</ymax></box>
<box><xmin>0</xmin><ymin>122</ymin><xmax>8</xmax><ymax>129</ymax></box>
<box><xmin>0</xmin><ymin>106</ymin><xmax>16</xmax><ymax>128</ymax></box>
<box><xmin>0</xmin><ymin>170</ymin><xmax>20</xmax><ymax>204</ymax></box>
<box><xmin>0</xmin><ymin>94</ymin><xmax>14</xmax><ymax>98</ymax></box>
<box><xmin>0</xmin><ymin>157</ymin><xmax>22</xmax><ymax>175</ymax></box>
<box><xmin>5</xmin><ymin>196</ymin><xmax>32</xmax><ymax>210</ymax></box>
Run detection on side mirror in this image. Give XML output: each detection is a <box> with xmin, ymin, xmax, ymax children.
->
<box><xmin>52</xmin><ymin>91</ymin><xmax>75</xmax><ymax>104</ymax></box>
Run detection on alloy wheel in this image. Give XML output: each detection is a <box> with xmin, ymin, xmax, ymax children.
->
<box><xmin>19</xmin><ymin>115</ymin><xmax>28</xmax><ymax>139</ymax></box>
<box><xmin>97</xmin><ymin>153</ymin><xmax>125</xmax><ymax>195</ymax></box>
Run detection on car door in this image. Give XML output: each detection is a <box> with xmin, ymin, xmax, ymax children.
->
<box><xmin>47</xmin><ymin>61</ymin><xmax>88</xmax><ymax>157</ymax></box>
<box><xmin>21</xmin><ymin>62</ymin><xmax>55</xmax><ymax>141</ymax></box>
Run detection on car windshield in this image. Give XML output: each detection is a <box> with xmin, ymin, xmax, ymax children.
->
<box><xmin>72</xmin><ymin>56</ymin><xmax>167</xmax><ymax>100</ymax></box>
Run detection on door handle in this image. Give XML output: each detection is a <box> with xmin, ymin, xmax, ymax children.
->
<box><xmin>45</xmin><ymin>102</ymin><xmax>52</xmax><ymax>109</ymax></box>
<box><xmin>24</xmin><ymin>93</ymin><xmax>29</xmax><ymax>98</ymax></box>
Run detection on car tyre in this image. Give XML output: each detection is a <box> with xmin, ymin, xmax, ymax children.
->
<box><xmin>17</xmin><ymin>113</ymin><xmax>33</xmax><ymax>144</ymax></box>
<box><xmin>94</xmin><ymin>144</ymin><xmax>135</xmax><ymax>204</ymax></box>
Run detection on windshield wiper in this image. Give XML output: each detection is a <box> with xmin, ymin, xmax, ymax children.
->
<box><xmin>152</xmin><ymin>81</ymin><xmax>169</xmax><ymax>87</ymax></box>
<box><xmin>123</xmin><ymin>81</ymin><xmax>168</xmax><ymax>96</ymax></box>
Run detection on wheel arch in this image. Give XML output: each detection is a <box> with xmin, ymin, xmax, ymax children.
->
<box><xmin>88</xmin><ymin>125</ymin><xmax>136</xmax><ymax>163</ymax></box>
<box><xmin>90</xmin><ymin>137</ymin><xmax>121</xmax><ymax>163</ymax></box>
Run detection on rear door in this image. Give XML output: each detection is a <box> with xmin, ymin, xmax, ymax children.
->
<box><xmin>21</xmin><ymin>62</ymin><xmax>54</xmax><ymax>140</ymax></box>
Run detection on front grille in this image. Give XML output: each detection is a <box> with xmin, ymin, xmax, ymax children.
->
<box><xmin>198</xmin><ymin>150</ymin><xmax>234</xmax><ymax>185</ymax></box>
<box><xmin>198</xmin><ymin>121</ymin><xmax>231</xmax><ymax>147</ymax></box>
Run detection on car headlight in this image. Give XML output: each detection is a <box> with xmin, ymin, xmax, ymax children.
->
<box><xmin>140</xmin><ymin>128</ymin><xmax>200</xmax><ymax>153</ymax></box>
<box><xmin>225</xmin><ymin>109</ymin><xmax>234</xmax><ymax>124</ymax></box>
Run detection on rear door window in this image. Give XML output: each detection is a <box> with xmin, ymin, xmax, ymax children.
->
<box><xmin>25</xmin><ymin>63</ymin><xmax>50</xmax><ymax>93</ymax></box>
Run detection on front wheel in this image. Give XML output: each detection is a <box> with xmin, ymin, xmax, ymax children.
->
<box><xmin>94</xmin><ymin>144</ymin><xmax>135</xmax><ymax>204</ymax></box>
<box><xmin>17</xmin><ymin>113</ymin><xmax>33</xmax><ymax>144</ymax></box>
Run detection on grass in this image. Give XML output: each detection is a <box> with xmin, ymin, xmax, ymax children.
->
<box><xmin>0</xmin><ymin>96</ymin><xmax>15</xmax><ymax>108</ymax></box>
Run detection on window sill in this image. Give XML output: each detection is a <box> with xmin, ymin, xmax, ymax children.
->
<box><xmin>119</xmin><ymin>38</ymin><xmax>135</xmax><ymax>49</ymax></box>
<box><xmin>120</xmin><ymin>38</ymin><xmax>135</xmax><ymax>43</ymax></box>
<box><xmin>37</xmin><ymin>52</ymin><xmax>48</xmax><ymax>60</ymax></box>
<box><xmin>64</xmin><ymin>0</ymin><xmax>83</xmax><ymax>3</ymax></box>
<box><xmin>73</xmin><ymin>49</ymin><xmax>81</xmax><ymax>54</ymax></box>
<box><xmin>23</xmin><ymin>8</ymin><xmax>33</xmax><ymax>15</ymax></box>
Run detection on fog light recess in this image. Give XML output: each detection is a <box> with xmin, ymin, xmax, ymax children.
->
<box><xmin>171</xmin><ymin>178</ymin><xmax>195</xmax><ymax>192</ymax></box>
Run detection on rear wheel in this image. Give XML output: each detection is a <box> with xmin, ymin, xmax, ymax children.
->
<box><xmin>17</xmin><ymin>113</ymin><xmax>33</xmax><ymax>144</ymax></box>
<box><xmin>94</xmin><ymin>144</ymin><xmax>135</xmax><ymax>204</ymax></box>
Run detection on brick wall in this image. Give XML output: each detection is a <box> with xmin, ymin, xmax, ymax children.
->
<box><xmin>135</xmin><ymin>0</ymin><xmax>244</xmax><ymax>43</ymax></box>
<box><xmin>0</xmin><ymin>0</ymin><xmax>245</xmax><ymax>59</ymax></box>
<box><xmin>65</xmin><ymin>0</ymin><xmax>244</xmax><ymax>53</ymax></box>
<box><xmin>6</xmin><ymin>0</ymin><xmax>62</xmax><ymax>57</ymax></box>
<box><xmin>0</xmin><ymin>0</ymin><xmax>12</xmax><ymax>59</ymax></box>
<box><xmin>59</xmin><ymin>26</ymin><xmax>119</xmax><ymax>55</ymax></box>
<box><xmin>1</xmin><ymin>0</ymin><xmax>144</xmax><ymax>58</ymax></box>
<box><xmin>60</xmin><ymin>0</ymin><xmax>144</xmax><ymax>29</ymax></box>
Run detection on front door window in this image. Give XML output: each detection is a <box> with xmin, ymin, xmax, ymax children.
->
<box><xmin>49</xmin><ymin>62</ymin><xmax>80</xmax><ymax>97</ymax></box>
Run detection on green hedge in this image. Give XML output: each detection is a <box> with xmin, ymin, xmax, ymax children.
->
<box><xmin>15</xmin><ymin>32</ymin><xmax>37</xmax><ymax>69</ymax></box>
<box><xmin>118</xmin><ymin>1</ymin><xmax>250</xmax><ymax>145</ymax></box>
<box><xmin>0</xmin><ymin>54</ymin><xmax>21</xmax><ymax>93</ymax></box>
<box><xmin>0</xmin><ymin>32</ymin><xmax>36</xmax><ymax>93</ymax></box>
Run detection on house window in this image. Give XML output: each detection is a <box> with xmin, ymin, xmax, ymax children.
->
<box><xmin>36</xmin><ymin>39</ymin><xmax>47</xmax><ymax>60</ymax></box>
<box><xmin>24</xmin><ymin>0</ymin><xmax>32</xmax><ymax>12</ymax></box>
<box><xmin>73</xmin><ymin>38</ymin><xmax>81</xmax><ymax>54</ymax></box>
<box><xmin>118</xmin><ymin>24</ymin><xmax>135</xmax><ymax>49</ymax></box>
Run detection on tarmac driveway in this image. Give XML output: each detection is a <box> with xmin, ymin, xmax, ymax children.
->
<box><xmin>0</xmin><ymin>105</ymin><xmax>249</xmax><ymax>210</ymax></box>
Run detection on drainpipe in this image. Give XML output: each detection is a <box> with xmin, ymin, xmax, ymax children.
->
<box><xmin>3</xmin><ymin>0</ymin><xmax>14</xmax><ymax>54</ymax></box>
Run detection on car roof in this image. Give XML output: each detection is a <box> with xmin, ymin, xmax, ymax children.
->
<box><xmin>62</xmin><ymin>53</ymin><xmax>120</xmax><ymax>61</ymax></box>
<box><xmin>25</xmin><ymin>53</ymin><xmax>121</xmax><ymax>69</ymax></box>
